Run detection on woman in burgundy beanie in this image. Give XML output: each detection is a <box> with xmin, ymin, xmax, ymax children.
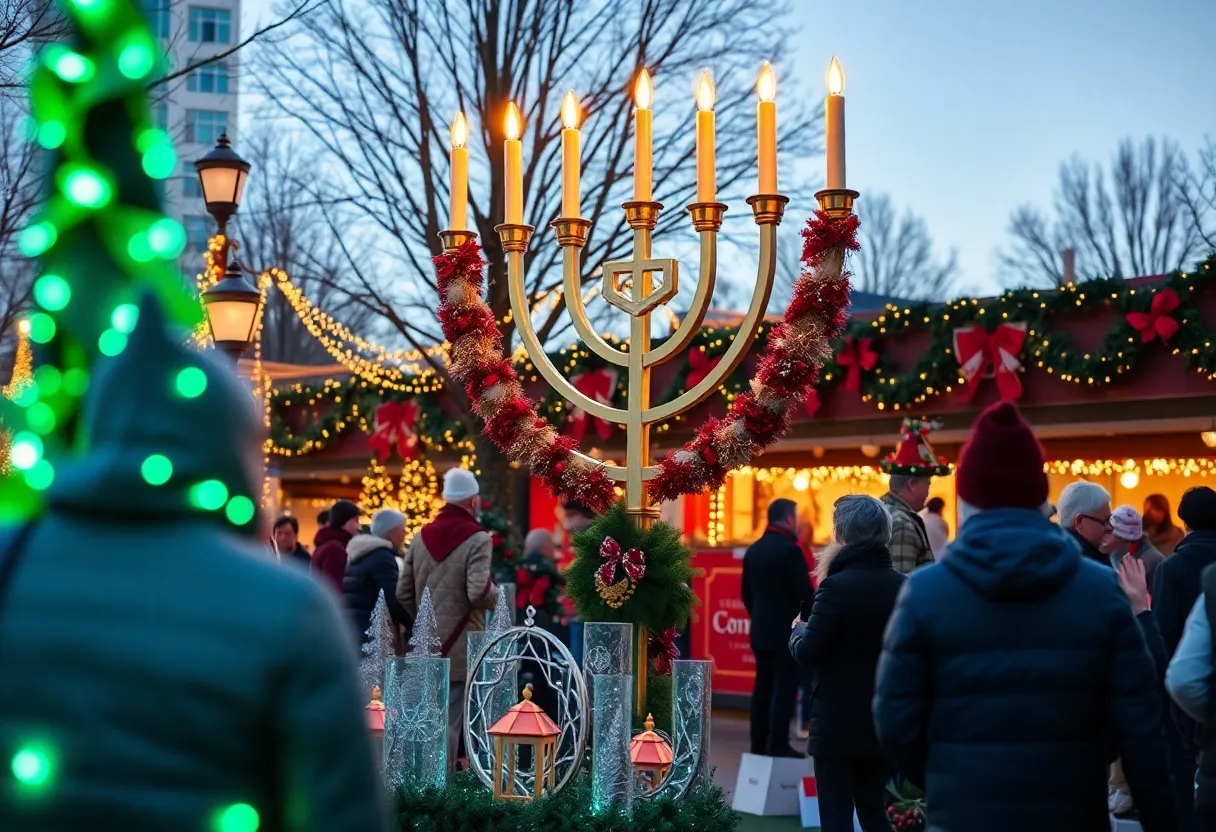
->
<box><xmin>955</xmin><ymin>401</ymin><xmax>1049</xmax><ymax>512</ymax></box>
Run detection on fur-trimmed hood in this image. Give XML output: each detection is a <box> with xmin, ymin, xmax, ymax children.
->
<box><xmin>347</xmin><ymin>534</ymin><xmax>395</xmax><ymax>564</ymax></box>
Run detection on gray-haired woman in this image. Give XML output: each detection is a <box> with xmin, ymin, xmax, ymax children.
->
<box><xmin>789</xmin><ymin>495</ymin><xmax>907</xmax><ymax>832</ymax></box>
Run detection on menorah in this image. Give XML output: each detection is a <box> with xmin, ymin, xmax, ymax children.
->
<box><xmin>439</xmin><ymin>59</ymin><xmax>856</xmax><ymax>714</ymax></box>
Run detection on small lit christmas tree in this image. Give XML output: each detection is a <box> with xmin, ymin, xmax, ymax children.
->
<box><xmin>360</xmin><ymin>591</ymin><xmax>396</xmax><ymax>696</ymax></box>
<box><xmin>407</xmin><ymin>587</ymin><xmax>441</xmax><ymax>657</ymax></box>
<box><xmin>489</xmin><ymin>584</ymin><xmax>513</xmax><ymax>633</ymax></box>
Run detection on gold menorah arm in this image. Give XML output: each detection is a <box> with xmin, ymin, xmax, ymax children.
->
<box><xmin>499</xmin><ymin>223</ymin><xmax>628</xmax><ymax>425</ymax></box>
<box><xmin>553</xmin><ymin>219</ymin><xmax>628</xmax><ymax>367</ymax></box>
<box><xmin>643</xmin><ymin>200</ymin><xmax>781</xmax><ymax>423</ymax></box>
<box><xmin>644</xmin><ymin>202</ymin><xmax>725</xmax><ymax>368</ymax></box>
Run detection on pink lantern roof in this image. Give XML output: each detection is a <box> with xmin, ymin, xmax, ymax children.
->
<box><xmin>488</xmin><ymin>684</ymin><xmax>560</xmax><ymax>738</ymax></box>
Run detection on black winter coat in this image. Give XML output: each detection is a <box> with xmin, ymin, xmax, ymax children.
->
<box><xmin>788</xmin><ymin>541</ymin><xmax>905</xmax><ymax>759</ymax></box>
<box><xmin>1154</xmin><ymin>529</ymin><xmax>1216</xmax><ymax>657</ymax></box>
<box><xmin>343</xmin><ymin>535</ymin><xmax>412</xmax><ymax>646</ymax></box>
<box><xmin>874</xmin><ymin>507</ymin><xmax>1176</xmax><ymax>832</ymax></box>
<box><xmin>742</xmin><ymin>526</ymin><xmax>814</xmax><ymax>652</ymax></box>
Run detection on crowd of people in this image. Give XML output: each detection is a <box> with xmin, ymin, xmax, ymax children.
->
<box><xmin>747</xmin><ymin>400</ymin><xmax>1216</xmax><ymax>832</ymax></box>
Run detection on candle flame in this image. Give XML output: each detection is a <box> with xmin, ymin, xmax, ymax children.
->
<box><xmin>505</xmin><ymin>101</ymin><xmax>522</xmax><ymax>141</ymax></box>
<box><xmin>634</xmin><ymin>69</ymin><xmax>653</xmax><ymax>110</ymax></box>
<box><xmin>560</xmin><ymin>90</ymin><xmax>580</xmax><ymax>130</ymax></box>
<box><xmin>825</xmin><ymin>56</ymin><xmax>845</xmax><ymax>95</ymax></box>
<box><xmin>696</xmin><ymin>70</ymin><xmax>716</xmax><ymax>112</ymax></box>
<box><xmin>450</xmin><ymin>112</ymin><xmax>468</xmax><ymax>149</ymax></box>
<box><xmin>757</xmin><ymin>61</ymin><xmax>777</xmax><ymax>103</ymax></box>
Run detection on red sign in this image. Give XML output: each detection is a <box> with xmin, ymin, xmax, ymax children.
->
<box><xmin>690</xmin><ymin>550</ymin><xmax>755</xmax><ymax>695</ymax></box>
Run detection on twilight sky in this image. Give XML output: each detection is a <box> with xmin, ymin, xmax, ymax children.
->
<box><xmin>785</xmin><ymin>0</ymin><xmax>1215</xmax><ymax>293</ymax></box>
<box><xmin>238</xmin><ymin>0</ymin><xmax>1215</xmax><ymax>296</ymax></box>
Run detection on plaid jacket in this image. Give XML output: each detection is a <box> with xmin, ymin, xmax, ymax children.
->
<box><xmin>882</xmin><ymin>491</ymin><xmax>934</xmax><ymax>575</ymax></box>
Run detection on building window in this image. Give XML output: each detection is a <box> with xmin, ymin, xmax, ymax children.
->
<box><xmin>184</xmin><ymin>109</ymin><xmax>227</xmax><ymax>144</ymax></box>
<box><xmin>141</xmin><ymin>0</ymin><xmax>171</xmax><ymax>38</ymax></box>
<box><xmin>153</xmin><ymin>102</ymin><xmax>168</xmax><ymax>129</ymax></box>
<box><xmin>188</xmin><ymin>7</ymin><xmax>231</xmax><ymax>43</ymax></box>
<box><xmin>186</xmin><ymin>62</ymin><xmax>229</xmax><ymax>94</ymax></box>
<box><xmin>182</xmin><ymin>162</ymin><xmax>203</xmax><ymax>199</ymax></box>
<box><xmin>185</xmin><ymin>216</ymin><xmax>212</xmax><ymax>250</ymax></box>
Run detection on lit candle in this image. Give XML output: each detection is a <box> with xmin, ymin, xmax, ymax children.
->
<box><xmin>560</xmin><ymin>91</ymin><xmax>581</xmax><ymax>218</ymax></box>
<box><xmin>504</xmin><ymin>101</ymin><xmax>523</xmax><ymax>224</ymax></box>
<box><xmin>756</xmin><ymin>61</ymin><xmax>777</xmax><ymax>194</ymax></box>
<box><xmin>695</xmin><ymin>70</ymin><xmax>716</xmax><ymax>203</ymax></box>
<box><xmin>824</xmin><ymin>56</ymin><xmax>846</xmax><ymax>190</ymax></box>
<box><xmin>633</xmin><ymin>69</ymin><xmax>653</xmax><ymax>201</ymax></box>
<box><xmin>449</xmin><ymin>111</ymin><xmax>469</xmax><ymax>231</ymax></box>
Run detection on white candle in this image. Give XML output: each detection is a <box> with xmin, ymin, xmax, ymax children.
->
<box><xmin>560</xmin><ymin>91</ymin><xmax>581</xmax><ymax>218</ymax></box>
<box><xmin>695</xmin><ymin>70</ymin><xmax>716</xmax><ymax>203</ymax></box>
<box><xmin>449</xmin><ymin>111</ymin><xmax>469</xmax><ymax>231</ymax></box>
<box><xmin>634</xmin><ymin>69</ymin><xmax>653</xmax><ymax>201</ymax></box>
<box><xmin>756</xmin><ymin>61</ymin><xmax>777</xmax><ymax>194</ymax></box>
<box><xmin>504</xmin><ymin>101</ymin><xmax>523</xmax><ymax>224</ymax></box>
<box><xmin>824</xmin><ymin>56</ymin><xmax>846</xmax><ymax>190</ymax></box>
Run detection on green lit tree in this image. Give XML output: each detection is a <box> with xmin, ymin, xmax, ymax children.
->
<box><xmin>0</xmin><ymin>0</ymin><xmax>199</xmax><ymax>520</ymax></box>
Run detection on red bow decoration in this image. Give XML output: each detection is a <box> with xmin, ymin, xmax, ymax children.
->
<box><xmin>368</xmin><ymin>400</ymin><xmax>420</xmax><ymax>460</ymax></box>
<box><xmin>649</xmin><ymin>627</ymin><xmax>681</xmax><ymax>676</ymax></box>
<box><xmin>515</xmin><ymin>566</ymin><xmax>552</xmax><ymax>609</ymax></box>
<box><xmin>836</xmin><ymin>336</ymin><xmax>878</xmax><ymax>393</ymax></box>
<box><xmin>803</xmin><ymin>388</ymin><xmax>821</xmax><ymax>417</ymax></box>
<box><xmin>1126</xmin><ymin>289</ymin><xmax>1181</xmax><ymax>344</ymax></box>
<box><xmin>596</xmin><ymin>536</ymin><xmax>646</xmax><ymax>586</ymax></box>
<box><xmin>687</xmin><ymin>348</ymin><xmax>723</xmax><ymax>388</ymax></box>
<box><xmin>567</xmin><ymin>368</ymin><xmax>618</xmax><ymax>442</ymax></box>
<box><xmin>952</xmin><ymin>321</ymin><xmax>1028</xmax><ymax>402</ymax></box>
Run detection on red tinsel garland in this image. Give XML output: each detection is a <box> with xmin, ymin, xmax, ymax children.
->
<box><xmin>647</xmin><ymin>210</ymin><xmax>858</xmax><ymax>502</ymax></box>
<box><xmin>432</xmin><ymin>242</ymin><xmax>616</xmax><ymax>512</ymax></box>
<box><xmin>431</xmin><ymin>208</ymin><xmax>857</xmax><ymax>509</ymax></box>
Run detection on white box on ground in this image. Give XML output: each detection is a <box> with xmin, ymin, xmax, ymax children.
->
<box><xmin>1111</xmin><ymin>818</ymin><xmax>1142</xmax><ymax>832</ymax></box>
<box><xmin>732</xmin><ymin>753</ymin><xmax>810</xmax><ymax>816</ymax></box>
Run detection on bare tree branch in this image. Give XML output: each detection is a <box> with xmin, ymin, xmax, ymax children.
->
<box><xmin>1000</xmin><ymin>137</ymin><xmax>1206</xmax><ymax>288</ymax></box>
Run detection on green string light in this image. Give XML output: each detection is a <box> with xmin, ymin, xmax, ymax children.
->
<box><xmin>111</xmin><ymin>303</ymin><xmax>139</xmax><ymax>334</ymax></box>
<box><xmin>33</xmin><ymin>274</ymin><xmax>71</xmax><ymax>311</ymax></box>
<box><xmin>140</xmin><ymin>454</ymin><xmax>173</xmax><ymax>486</ymax></box>
<box><xmin>189</xmin><ymin>479</ymin><xmax>229</xmax><ymax>511</ymax></box>
<box><xmin>61</xmin><ymin>166</ymin><xmax>113</xmax><ymax>208</ymax></box>
<box><xmin>147</xmin><ymin>218</ymin><xmax>185</xmax><ymax>258</ymax></box>
<box><xmin>97</xmin><ymin>329</ymin><xmax>128</xmax><ymax>357</ymax></box>
<box><xmin>26</xmin><ymin>403</ymin><xmax>56</xmax><ymax>435</ymax></box>
<box><xmin>62</xmin><ymin>368</ymin><xmax>89</xmax><ymax>397</ymax></box>
<box><xmin>174</xmin><ymin>366</ymin><xmax>208</xmax><ymax>398</ymax></box>
<box><xmin>213</xmin><ymin>802</ymin><xmax>260</xmax><ymax>832</ymax></box>
<box><xmin>224</xmin><ymin>495</ymin><xmax>255</xmax><ymax>526</ymax></box>
<box><xmin>23</xmin><ymin>460</ymin><xmax>56</xmax><ymax>491</ymax></box>
<box><xmin>18</xmin><ymin>222</ymin><xmax>57</xmax><ymax>257</ymax></box>
<box><xmin>27</xmin><ymin>313</ymin><xmax>56</xmax><ymax>344</ymax></box>
<box><xmin>36</xmin><ymin>121</ymin><xmax>66</xmax><ymax>149</ymax></box>
<box><xmin>33</xmin><ymin>366</ymin><xmax>62</xmax><ymax>396</ymax></box>
<box><xmin>47</xmin><ymin>48</ymin><xmax>95</xmax><ymax>83</ymax></box>
<box><xmin>11</xmin><ymin>745</ymin><xmax>54</xmax><ymax>789</ymax></box>
<box><xmin>117</xmin><ymin>41</ymin><xmax>155</xmax><ymax>80</ymax></box>
<box><xmin>141</xmin><ymin>144</ymin><xmax>176</xmax><ymax>179</ymax></box>
<box><xmin>9</xmin><ymin>433</ymin><xmax>43</xmax><ymax>471</ymax></box>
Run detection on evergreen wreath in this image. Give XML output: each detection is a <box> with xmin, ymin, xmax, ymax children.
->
<box><xmin>564</xmin><ymin>504</ymin><xmax>697</xmax><ymax>634</ymax></box>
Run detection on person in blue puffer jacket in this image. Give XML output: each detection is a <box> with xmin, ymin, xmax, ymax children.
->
<box><xmin>874</xmin><ymin>401</ymin><xmax>1176</xmax><ymax>832</ymax></box>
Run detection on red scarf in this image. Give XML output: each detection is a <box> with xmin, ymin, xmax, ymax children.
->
<box><xmin>420</xmin><ymin>504</ymin><xmax>484</xmax><ymax>562</ymax></box>
<box><xmin>765</xmin><ymin>524</ymin><xmax>797</xmax><ymax>541</ymax></box>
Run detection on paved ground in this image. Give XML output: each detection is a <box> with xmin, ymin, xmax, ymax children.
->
<box><xmin>710</xmin><ymin>710</ymin><xmax>809</xmax><ymax>831</ymax></box>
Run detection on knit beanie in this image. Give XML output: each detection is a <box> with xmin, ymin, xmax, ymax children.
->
<box><xmin>1179</xmin><ymin>486</ymin><xmax>1216</xmax><ymax>531</ymax></box>
<box><xmin>1111</xmin><ymin>506</ymin><xmax>1144</xmax><ymax>542</ymax></box>
<box><xmin>370</xmin><ymin>509</ymin><xmax>406</xmax><ymax>538</ymax></box>
<box><xmin>956</xmin><ymin>401</ymin><xmax>1048</xmax><ymax>510</ymax></box>
<box><xmin>442</xmin><ymin>467</ymin><xmax>480</xmax><ymax>502</ymax></box>
<box><xmin>328</xmin><ymin>499</ymin><xmax>361</xmax><ymax>529</ymax></box>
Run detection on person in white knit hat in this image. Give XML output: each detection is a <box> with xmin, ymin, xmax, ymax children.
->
<box><xmin>397</xmin><ymin>467</ymin><xmax>499</xmax><ymax>768</ymax></box>
<box><xmin>1108</xmin><ymin>505</ymin><xmax>1166</xmax><ymax>597</ymax></box>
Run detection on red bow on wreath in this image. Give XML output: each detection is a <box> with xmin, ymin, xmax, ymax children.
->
<box><xmin>567</xmin><ymin>368</ymin><xmax>618</xmax><ymax>442</ymax></box>
<box><xmin>649</xmin><ymin>627</ymin><xmax>681</xmax><ymax>676</ymax></box>
<box><xmin>686</xmin><ymin>349</ymin><xmax>723</xmax><ymax>388</ymax></box>
<box><xmin>597</xmin><ymin>536</ymin><xmax>646</xmax><ymax>586</ymax></box>
<box><xmin>515</xmin><ymin>566</ymin><xmax>552</xmax><ymax>609</ymax></box>
<box><xmin>1126</xmin><ymin>289</ymin><xmax>1181</xmax><ymax>344</ymax></box>
<box><xmin>368</xmin><ymin>400</ymin><xmax>420</xmax><ymax>460</ymax></box>
<box><xmin>952</xmin><ymin>321</ymin><xmax>1028</xmax><ymax>402</ymax></box>
<box><xmin>837</xmin><ymin>336</ymin><xmax>879</xmax><ymax>393</ymax></box>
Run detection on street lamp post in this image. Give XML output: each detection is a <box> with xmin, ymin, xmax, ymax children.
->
<box><xmin>195</xmin><ymin>133</ymin><xmax>261</xmax><ymax>364</ymax></box>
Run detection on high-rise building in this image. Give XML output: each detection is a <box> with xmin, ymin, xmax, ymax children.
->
<box><xmin>143</xmin><ymin>0</ymin><xmax>241</xmax><ymax>259</ymax></box>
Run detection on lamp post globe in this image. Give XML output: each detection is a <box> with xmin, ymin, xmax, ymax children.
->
<box><xmin>194</xmin><ymin>132</ymin><xmax>250</xmax><ymax>234</ymax></box>
<box><xmin>201</xmin><ymin>261</ymin><xmax>262</xmax><ymax>363</ymax></box>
